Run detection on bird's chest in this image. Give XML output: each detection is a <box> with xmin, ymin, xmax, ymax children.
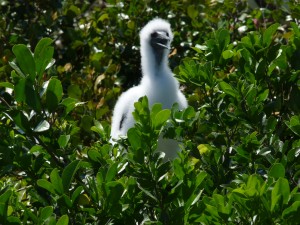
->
<box><xmin>145</xmin><ymin>76</ymin><xmax>178</xmax><ymax>108</ymax></box>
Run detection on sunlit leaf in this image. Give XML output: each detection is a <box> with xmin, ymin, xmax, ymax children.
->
<box><xmin>34</xmin><ymin>38</ymin><xmax>54</xmax><ymax>80</ymax></box>
<box><xmin>12</xmin><ymin>44</ymin><xmax>36</xmax><ymax>80</ymax></box>
<box><xmin>50</xmin><ymin>168</ymin><xmax>63</xmax><ymax>195</ymax></box>
<box><xmin>58</xmin><ymin>135</ymin><xmax>70</xmax><ymax>148</ymax></box>
<box><xmin>56</xmin><ymin>215</ymin><xmax>69</xmax><ymax>225</ymax></box>
<box><xmin>269</xmin><ymin>163</ymin><xmax>285</xmax><ymax>179</ymax></box>
<box><xmin>222</xmin><ymin>50</ymin><xmax>234</xmax><ymax>59</ymax></box>
<box><xmin>37</xmin><ymin>179</ymin><xmax>56</xmax><ymax>195</ymax></box>
<box><xmin>271</xmin><ymin>177</ymin><xmax>290</xmax><ymax>212</ymax></box>
<box><xmin>263</xmin><ymin>23</ymin><xmax>279</xmax><ymax>47</ymax></box>
<box><xmin>34</xmin><ymin>120</ymin><xmax>50</xmax><ymax>132</ymax></box>
<box><xmin>219</xmin><ymin>81</ymin><xmax>238</xmax><ymax>98</ymax></box>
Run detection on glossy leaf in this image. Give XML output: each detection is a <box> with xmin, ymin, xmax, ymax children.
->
<box><xmin>152</xmin><ymin>109</ymin><xmax>171</xmax><ymax>129</ymax></box>
<box><xmin>269</xmin><ymin>163</ymin><xmax>285</xmax><ymax>179</ymax></box>
<box><xmin>50</xmin><ymin>168</ymin><xmax>63</xmax><ymax>195</ymax></box>
<box><xmin>34</xmin><ymin>38</ymin><xmax>54</xmax><ymax>80</ymax></box>
<box><xmin>219</xmin><ymin>81</ymin><xmax>237</xmax><ymax>98</ymax></box>
<box><xmin>56</xmin><ymin>215</ymin><xmax>69</xmax><ymax>225</ymax></box>
<box><xmin>222</xmin><ymin>50</ymin><xmax>234</xmax><ymax>59</ymax></box>
<box><xmin>37</xmin><ymin>179</ymin><xmax>56</xmax><ymax>195</ymax></box>
<box><xmin>58</xmin><ymin>135</ymin><xmax>70</xmax><ymax>148</ymax></box>
<box><xmin>40</xmin><ymin>206</ymin><xmax>53</xmax><ymax>221</ymax></box>
<box><xmin>0</xmin><ymin>82</ymin><xmax>14</xmax><ymax>89</ymax></box>
<box><xmin>105</xmin><ymin>163</ymin><xmax>118</xmax><ymax>182</ymax></box>
<box><xmin>34</xmin><ymin>120</ymin><xmax>50</xmax><ymax>132</ymax></box>
<box><xmin>0</xmin><ymin>190</ymin><xmax>12</xmax><ymax>219</ymax></box>
<box><xmin>127</xmin><ymin>128</ymin><xmax>141</xmax><ymax>150</ymax></box>
<box><xmin>263</xmin><ymin>23</ymin><xmax>279</xmax><ymax>47</ymax></box>
<box><xmin>62</xmin><ymin>160</ymin><xmax>81</xmax><ymax>193</ymax></box>
<box><xmin>60</xmin><ymin>98</ymin><xmax>78</xmax><ymax>116</ymax></box>
<box><xmin>46</xmin><ymin>78</ymin><xmax>63</xmax><ymax>112</ymax></box>
<box><xmin>4</xmin><ymin>110</ymin><xmax>30</xmax><ymax>132</ymax></box>
<box><xmin>12</xmin><ymin>44</ymin><xmax>36</xmax><ymax>80</ymax></box>
<box><xmin>282</xmin><ymin>201</ymin><xmax>300</xmax><ymax>220</ymax></box>
<box><xmin>271</xmin><ymin>178</ymin><xmax>290</xmax><ymax>212</ymax></box>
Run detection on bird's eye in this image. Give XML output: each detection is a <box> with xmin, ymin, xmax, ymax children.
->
<box><xmin>166</xmin><ymin>32</ymin><xmax>169</xmax><ymax>37</ymax></box>
<box><xmin>151</xmin><ymin>32</ymin><xmax>158</xmax><ymax>38</ymax></box>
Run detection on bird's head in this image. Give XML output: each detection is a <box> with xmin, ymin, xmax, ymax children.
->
<box><xmin>140</xmin><ymin>18</ymin><xmax>173</xmax><ymax>67</ymax></box>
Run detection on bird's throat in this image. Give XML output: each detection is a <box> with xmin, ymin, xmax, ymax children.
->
<box><xmin>152</xmin><ymin>47</ymin><xmax>166</xmax><ymax>69</ymax></box>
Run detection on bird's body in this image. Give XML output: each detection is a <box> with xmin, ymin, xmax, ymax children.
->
<box><xmin>110</xmin><ymin>18</ymin><xmax>187</xmax><ymax>159</ymax></box>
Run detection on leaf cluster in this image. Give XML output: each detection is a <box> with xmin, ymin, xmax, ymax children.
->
<box><xmin>1</xmin><ymin>0</ymin><xmax>300</xmax><ymax>224</ymax></box>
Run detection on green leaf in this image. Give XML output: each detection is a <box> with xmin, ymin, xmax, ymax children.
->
<box><xmin>46</xmin><ymin>78</ymin><xmax>63</xmax><ymax>112</ymax></box>
<box><xmin>222</xmin><ymin>50</ymin><xmax>234</xmax><ymax>59</ymax></box>
<box><xmin>197</xmin><ymin>144</ymin><xmax>211</xmax><ymax>155</ymax></box>
<box><xmin>80</xmin><ymin>115</ymin><xmax>93</xmax><ymax>132</ymax></box>
<box><xmin>269</xmin><ymin>163</ymin><xmax>285</xmax><ymax>179</ymax></box>
<box><xmin>60</xmin><ymin>98</ymin><xmax>78</xmax><ymax>116</ymax></box>
<box><xmin>105</xmin><ymin>163</ymin><xmax>118</xmax><ymax>182</ymax></box>
<box><xmin>14</xmin><ymin>78</ymin><xmax>26</xmax><ymax>103</ymax></box>
<box><xmin>12</xmin><ymin>44</ymin><xmax>36</xmax><ymax>80</ymax></box>
<box><xmin>67</xmin><ymin>84</ymin><xmax>82</xmax><ymax>100</ymax></box>
<box><xmin>285</xmin><ymin>116</ymin><xmax>300</xmax><ymax>136</ymax></box>
<box><xmin>34</xmin><ymin>38</ymin><xmax>54</xmax><ymax>80</ymax></box>
<box><xmin>187</xmin><ymin>5</ymin><xmax>197</xmax><ymax>19</ymax></box>
<box><xmin>271</xmin><ymin>177</ymin><xmax>290</xmax><ymax>212</ymax></box>
<box><xmin>173</xmin><ymin>159</ymin><xmax>185</xmax><ymax>180</ymax></box>
<box><xmin>37</xmin><ymin>179</ymin><xmax>56</xmax><ymax>194</ymax></box>
<box><xmin>9</xmin><ymin>60</ymin><xmax>25</xmax><ymax>77</ymax></box>
<box><xmin>14</xmin><ymin>78</ymin><xmax>41</xmax><ymax>111</ymax></box>
<box><xmin>195</xmin><ymin>171</ymin><xmax>207</xmax><ymax>187</ymax></box>
<box><xmin>153</xmin><ymin>109</ymin><xmax>171</xmax><ymax>129</ymax></box>
<box><xmin>291</xmin><ymin>22</ymin><xmax>300</xmax><ymax>37</ymax></box>
<box><xmin>217</xmin><ymin>29</ymin><xmax>230</xmax><ymax>50</ymax></box>
<box><xmin>71</xmin><ymin>186</ymin><xmax>84</xmax><ymax>204</ymax></box>
<box><xmin>88</xmin><ymin>149</ymin><xmax>102</xmax><ymax>162</ymax></box>
<box><xmin>40</xmin><ymin>206</ymin><xmax>53</xmax><ymax>221</ymax></box>
<box><xmin>56</xmin><ymin>215</ymin><xmax>69</xmax><ymax>225</ymax></box>
<box><xmin>105</xmin><ymin>181</ymin><xmax>124</xmax><ymax>205</ymax></box>
<box><xmin>58</xmin><ymin>135</ymin><xmax>70</xmax><ymax>148</ymax></box>
<box><xmin>263</xmin><ymin>23</ymin><xmax>279</xmax><ymax>47</ymax></box>
<box><xmin>282</xmin><ymin>201</ymin><xmax>300</xmax><ymax>220</ymax></box>
<box><xmin>4</xmin><ymin>110</ymin><xmax>30</xmax><ymax>133</ymax></box>
<box><xmin>127</xmin><ymin>128</ymin><xmax>141</xmax><ymax>150</ymax></box>
<box><xmin>0</xmin><ymin>82</ymin><xmax>14</xmax><ymax>89</ymax></box>
<box><xmin>0</xmin><ymin>190</ymin><xmax>12</xmax><ymax>222</ymax></box>
<box><xmin>50</xmin><ymin>168</ymin><xmax>63</xmax><ymax>195</ymax></box>
<box><xmin>62</xmin><ymin>160</ymin><xmax>81</xmax><ymax>193</ymax></box>
<box><xmin>257</xmin><ymin>89</ymin><xmax>269</xmax><ymax>103</ymax></box>
<box><xmin>58</xmin><ymin>194</ymin><xmax>72</xmax><ymax>208</ymax></box>
<box><xmin>219</xmin><ymin>81</ymin><xmax>238</xmax><ymax>98</ymax></box>
<box><xmin>137</xmin><ymin>182</ymin><xmax>158</xmax><ymax>202</ymax></box>
<box><xmin>266</xmin><ymin>116</ymin><xmax>277</xmax><ymax>132</ymax></box>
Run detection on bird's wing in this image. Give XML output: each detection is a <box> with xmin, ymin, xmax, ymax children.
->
<box><xmin>177</xmin><ymin>91</ymin><xmax>188</xmax><ymax>109</ymax></box>
<box><xmin>110</xmin><ymin>86</ymin><xmax>142</xmax><ymax>140</ymax></box>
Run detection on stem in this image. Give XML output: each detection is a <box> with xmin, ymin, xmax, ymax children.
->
<box><xmin>0</xmin><ymin>96</ymin><xmax>13</xmax><ymax>109</ymax></box>
<box><xmin>32</xmin><ymin>134</ymin><xmax>64</xmax><ymax>167</ymax></box>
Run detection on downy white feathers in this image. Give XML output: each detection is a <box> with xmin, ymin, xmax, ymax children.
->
<box><xmin>110</xmin><ymin>18</ymin><xmax>187</xmax><ymax>159</ymax></box>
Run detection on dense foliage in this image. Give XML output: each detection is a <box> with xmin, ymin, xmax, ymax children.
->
<box><xmin>1</xmin><ymin>0</ymin><xmax>300</xmax><ymax>224</ymax></box>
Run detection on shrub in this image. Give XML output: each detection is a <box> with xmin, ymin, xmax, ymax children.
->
<box><xmin>0</xmin><ymin>0</ymin><xmax>300</xmax><ymax>224</ymax></box>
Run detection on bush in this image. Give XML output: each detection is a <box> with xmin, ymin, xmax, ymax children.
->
<box><xmin>0</xmin><ymin>0</ymin><xmax>300</xmax><ymax>224</ymax></box>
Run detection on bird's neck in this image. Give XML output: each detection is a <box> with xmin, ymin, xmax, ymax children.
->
<box><xmin>140</xmin><ymin>45</ymin><xmax>170</xmax><ymax>78</ymax></box>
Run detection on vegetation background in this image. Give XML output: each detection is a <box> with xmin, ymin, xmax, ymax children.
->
<box><xmin>1</xmin><ymin>0</ymin><xmax>300</xmax><ymax>224</ymax></box>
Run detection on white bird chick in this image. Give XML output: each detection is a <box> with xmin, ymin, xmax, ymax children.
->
<box><xmin>110</xmin><ymin>18</ymin><xmax>187</xmax><ymax>160</ymax></box>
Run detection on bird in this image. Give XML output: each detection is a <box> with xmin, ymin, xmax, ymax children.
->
<box><xmin>110</xmin><ymin>18</ymin><xmax>187</xmax><ymax>160</ymax></box>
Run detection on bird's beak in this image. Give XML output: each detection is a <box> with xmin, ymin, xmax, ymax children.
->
<box><xmin>151</xmin><ymin>32</ymin><xmax>170</xmax><ymax>50</ymax></box>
